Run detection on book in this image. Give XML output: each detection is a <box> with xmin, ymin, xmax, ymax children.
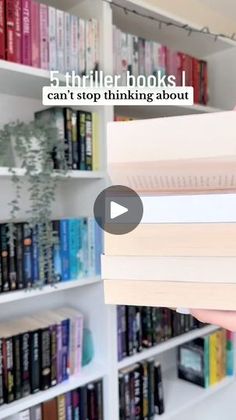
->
<box><xmin>15</xmin><ymin>0</ymin><xmax>22</xmax><ymax>63</ymax></box>
<box><xmin>48</xmin><ymin>6</ymin><xmax>57</xmax><ymax>71</ymax></box>
<box><xmin>57</xmin><ymin>393</ymin><xmax>66</xmax><ymax>420</ymax></box>
<box><xmin>154</xmin><ymin>361</ymin><xmax>164</xmax><ymax>415</ymax></box>
<box><xmin>22</xmin><ymin>0</ymin><xmax>31</xmax><ymax>66</ymax></box>
<box><xmin>39</xmin><ymin>3</ymin><xmax>49</xmax><ymax>70</ymax></box>
<box><xmin>92</xmin><ymin>112</ymin><xmax>99</xmax><ymax>171</ymax></box>
<box><xmin>78</xmin><ymin>111</ymin><xmax>86</xmax><ymax>170</ymax></box>
<box><xmin>42</xmin><ymin>398</ymin><xmax>58</xmax><ymax>420</ymax></box>
<box><xmin>30</xmin><ymin>405</ymin><xmax>42</xmax><ymax>420</ymax></box>
<box><xmin>56</xmin><ymin>9</ymin><xmax>64</xmax><ymax>74</ymax></box>
<box><xmin>6</xmin><ymin>0</ymin><xmax>15</xmax><ymax>62</ymax></box>
<box><xmin>1</xmin><ymin>224</ymin><xmax>9</xmax><ymax>292</ymax></box>
<box><xmin>31</xmin><ymin>0</ymin><xmax>40</xmax><ymax>67</ymax></box>
<box><xmin>85</xmin><ymin>112</ymin><xmax>93</xmax><ymax>171</ymax></box>
<box><xmin>23</xmin><ymin>223</ymin><xmax>32</xmax><ymax>288</ymax></box>
<box><xmin>0</xmin><ymin>0</ymin><xmax>5</xmax><ymax>59</ymax></box>
<box><xmin>60</xmin><ymin>220</ymin><xmax>70</xmax><ymax>281</ymax></box>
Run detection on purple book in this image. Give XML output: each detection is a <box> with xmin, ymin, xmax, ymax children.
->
<box><xmin>66</xmin><ymin>392</ymin><xmax>72</xmax><ymax>420</ymax></box>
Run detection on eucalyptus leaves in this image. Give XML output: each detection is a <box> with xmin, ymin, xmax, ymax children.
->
<box><xmin>0</xmin><ymin>119</ymin><xmax>68</xmax><ymax>288</ymax></box>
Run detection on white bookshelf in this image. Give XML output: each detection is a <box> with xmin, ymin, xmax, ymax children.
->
<box><xmin>1</xmin><ymin>1</ymin><xmax>236</xmax><ymax>420</ymax></box>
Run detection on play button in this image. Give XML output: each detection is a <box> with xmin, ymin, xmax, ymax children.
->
<box><xmin>93</xmin><ymin>185</ymin><xmax>143</xmax><ymax>235</ymax></box>
<box><xmin>110</xmin><ymin>201</ymin><xmax>128</xmax><ymax>219</ymax></box>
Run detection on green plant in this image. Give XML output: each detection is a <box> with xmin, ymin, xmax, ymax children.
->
<box><xmin>0</xmin><ymin>119</ymin><xmax>68</xmax><ymax>288</ymax></box>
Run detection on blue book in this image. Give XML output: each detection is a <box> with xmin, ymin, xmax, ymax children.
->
<box><xmin>52</xmin><ymin>221</ymin><xmax>62</xmax><ymax>282</ymax></box>
<box><xmin>23</xmin><ymin>223</ymin><xmax>33</xmax><ymax>288</ymax></box>
<box><xmin>87</xmin><ymin>218</ymin><xmax>96</xmax><ymax>277</ymax></box>
<box><xmin>60</xmin><ymin>220</ymin><xmax>70</xmax><ymax>281</ymax></box>
<box><xmin>31</xmin><ymin>225</ymin><xmax>39</xmax><ymax>284</ymax></box>
<box><xmin>94</xmin><ymin>220</ymin><xmax>103</xmax><ymax>276</ymax></box>
<box><xmin>61</xmin><ymin>318</ymin><xmax>70</xmax><ymax>381</ymax></box>
<box><xmin>81</xmin><ymin>218</ymin><xmax>88</xmax><ymax>277</ymax></box>
<box><xmin>68</xmin><ymin>219</ymin><xmax>81</xmax><ymax>280</ymax></box>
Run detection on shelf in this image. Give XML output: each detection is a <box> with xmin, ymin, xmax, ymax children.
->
<box><xmin>113</xmin><ymin>0</ymin><xmax>236</xmax><ymax>58</ymax></box>
<box><xmin>159</xmin><ymin>369</ymin><xmax>235</xmax><ymax>419</ymax></box>
<box><xmin>118</xmin><ymin>325</ymin><xmax>219</xmax><ymax>369</ymax></box>
<box><xmin>0</xmin><ymin>362</ymin><xmax>105</xmax><ymax>419</ymax></box>
<box><xmin>0</xmin><ymin>167</ymin><xmax>105</xmax><ymax>180</ymax></box>
<box><xmin>0</xmin><ymin>277</ymin><xmax>101</xmax><ymax>305</ymax></box>
<box><xmin>115</xmin><ymin>103</ymin><xmax>223</xmax><ymax>120</ymax></box>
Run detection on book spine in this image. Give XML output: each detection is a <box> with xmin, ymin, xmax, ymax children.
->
<box><xmin>22</xmin><ymin>0</ymin><xmax>31</xmax><ymax>66</ymax></box>
<box><xmin>0</xmin><ymin>340</ymin><xmax>3</xmax><ymax>405</ymax></box>
<box><xmin>4</xmin><ymin>337</ymin><xmax>14</xmax><ymax>402</ymax></box>
<box><xmin>79</xmin><ymin>18</ymin><xmax>85</xmax><ymax>75</ymax></box>
<box><xmin>6</xmin><ymin>0</ymin><xmax>15</xmax><ymax>62</ymax></box>
<box><xmin>119</xmin><ymin>373</ymin><xmax>125</xmax><ymax>420</ymax></box>
<box><xmin>57</xmin><ymin>393</ymin><xmax>66</xmax><ymax>420</ymax></box>
<box><xmin>31</xmin><ymin>0</ymin><xmax>40</xmax><ymax>68</ymax></box>
<box><xmin>71</xmin><ymin>110</ymin><xmax>79</xmax><ymax>170</ymax></box>
<box><xmin>29</xmin><ymin>330</ymin><xmax>40</xmax><ymax>394</ymax></box>
<box><xmin>64</xmin><ymin>108</ymin><xmax>73</xmax><ymax>170</ymax></box>
<box><xmin>72</xmin><ymin>389</ymin><xmax>79</xmax><ymax>420</ymax></box>
<box><xmin>61</xmin><ymin>319</ymin><xmax>70</xmax><ymax>381</ymax></box>
<box><xmin>79</xmin><ymin>386</ymin><xmax>88</xmax><ymax>420</ymax></box>
<box><xmin>8</xmin><ymin>226</ymin><xmax>17</xmax><ymax>291</ymax></box>
<box><xmin>23</xmin><ymin>223</ymin><xmax>32</xmax><ymax>288</ymax></box>
<box><xmin>50</xmin><ymin>324</ymin><xmax>57</xmax><ymax>387</ymax></box>
<box><xmin>60</xmin><ymin>220</ymin><xmax>70</xmax><ymax>281</ymax></box>
<box><xmin>87</xmin><ymin>383</ymin><xmax>97</xmax><ymax>420</ymax></box>
<box><xmin>66</xmin><ymin>391</ymin><xmax>72</xmax><ymax>420</ymax></box>
<box><xmin>148</xmin><ymin>360</ymin><xmax>155</xmax><ymax>418</ymax></box>
<box><xmin>226</xmin><ymin>331</ymin><xmax>234</xmax><ymax>376</ymax></box>
<box><xmin>0</xmin><ymin>0</ymin><xmax>5</xmax><ymax>59</ymax></box>
<box><xmin>117</xmin><ymin>306</ymin><xmax>123</xmax><ymax>361</ymax></box>
<box><xmin>15</xmin><ymin>223</ymin><xmax>24</xmax><ymax>289</ymax></box>
<box><xmin>71</xmin><ymin>14</ymin><xmax>78</xmax><ymax>73</ymax></box>
<box><xmin>92</xmin><ymin>112</ymin><xmax>99</xmax><ymax>171</ymax></box>
<box><xmin>85</xmin><ymin>112</ymin><xmax>93</xmax><ymax>170</ymax></box>
<box><xmin>52</xmin><ymin>220</ymin><xmax>62</xmax><ymax>282</ymax></box>
<box><xmin>31</xmin><ymin>225</ymin><xmax>39</xmax><ymax>284</ymax></box>
<box><xmin>68</xmin><ymin>219</ymin><xmax>80</xmax><ymax>281</ymax></box>
<box><xmin>48</xmin><ymin>6</ymin><xmax>57</xmax><ymax>71</ymax></box>
<box><xmin>64</xmin><ymin>12</ymin><xmax>70</xmax><ymax>73</ymax></box>
<box><xmin>154</xmin><ymin>362</ymin><xmax>164</xmax><ymax>415</ymax></box>
<box><xmin>39</xmin><ymin>3</ymin><xmax>48</xmax><ymax>70</ymax></box>
<box><xmin>124</xmin><ymin>372</ymin><xmax>131</xmax><ymax>418</ymax></box>
<box><xmin>13</xmin><ymin>335</ymin><xmax>21</xmax><ymax>400</ymax></box>
<box><xmin>209</xmin><ymin>332</ymin><xmax>217</xmax><ymax>385</ymax></box>
<box><xmin>96</xmin><ymin>380</ymin><xmax>103</xmax><ymax>420</ymax></box>
<box><xmin>78</xmin><ymin>111</ymin><xmax>86</xmax><ymax>170</ymax></box>
<box><xmin>87</xmin><ymin>218</ymin><xmax>95</xmax><ymax>277</ymax></box>
<box><xmin>134</xmin><ymin>366</ymin><xmax>142</xmax><ymax>419</ymax></box>
<box><xmin>75</xmin><ymin>315</ymin><xmax>83</xmax><ymax>375</ymax></box>
<box><xmin>20</xmin><ymin>332</ymin><xmax>31</xmax><ymax>397</ymax></box>
<box><xmin>30</xmin><ymin>404</ymin><xmax>42</xmax><ymax>420</ymax></box>
<box><xmin>56</xmin><ymin>9</ymin><xmax>64</xmax><ymax>74</ymax></box>
<box><xmin>39</xmin><ymin>328</ymin><xmax>51</xmax><ymax>390</ymax></box>
<box><xmin>93</xmin><ymin>19</ymin><xmax>99</xmax><ymax>73</ymax></box>
<box><xmin>204</xmin><ymin>335</ymin><xmax>210</xmax><ymax>388</ymax></box>
<box><xmin>142</xmin><ymin>362</ymin><xmax>149</xmax><ymax>420</ymax></box>
<box><xmin>14</xmin><ymin>0</ymin><xmax>22</xmax><ymax>63</ymax></box>
<box><xmin>1</xmin><ymin>224</ymin><xmax>9</xmax><ymax>292</ymax></box>
<box><xmin>81</xmin><ymin>218</ymin><xmax>88</xmax><ymax>277</ymax></box>
<box><xmin>56</xmin><ymin>323</ymin><xmax>63</xmax><ymax>384</ymax></box>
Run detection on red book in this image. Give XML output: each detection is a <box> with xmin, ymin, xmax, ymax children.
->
<box><xmin>192</xmin><ymin>57</ymin><xmax>200</xmax><ymax>104</ymax></box>
<box><xmin>5</xmin><ymin>0</ymin><xmax>16</xmax><ymax>62</ymax></box>
<box><xmin>0</xmin><ymin>0</ymin><xmax>5</xmax><ymax>59</ymax></box>
<box><xmin>22</xmin><ymin>0</ymin><xmax>31</xmax><ymax>66</ymax></box>
<box><xmin>14</xmin><ymin>0</ymin><xmax>22</xmax><ymax>63</ymax></box>
<box><xmin>39</xmin><ymin>3</ymin><xmax>49</xmax><ymax>69</ymax></box>
<box><xmin>200</xmin><ymin>60</ymin><xmax>208</xmax><ymax>105</ymax></box>
<box><xmin>31</xmin><ymin>0</ymin><xmax>40</xmax><ymax>67</ymax></box>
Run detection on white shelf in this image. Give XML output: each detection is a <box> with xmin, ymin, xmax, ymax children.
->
<box><xmin>0</xmin><ymin>167</ymin><xmax>105</xmax><ymax>180</ymax></box>
<box><xmin>159</xmin><ymin>369</ymin><xmax>235</xmax><ymax>420</ymax></box>
<box><xmin>0</xmin><ymin>277</ymin><xmax>101</xmax><ymax>305</ymax></box>
<box><xmin>118</xmin><ymin>325</ymin><xmax>219</xmax><ymax>369</ymax></box>
<box><xmin>0</xmin><ymin>362</ymin><xmax>105</xmax><ymax>419</ymax></box>
<box><xmin>113</xmin><ymin>0</ymin><xmax>236</xmax><ymax>58</ymax></box>
<box><xmin>115</xmin><ymin>103</ymin><xmax>223</xmax><ymax>120</ymax></box>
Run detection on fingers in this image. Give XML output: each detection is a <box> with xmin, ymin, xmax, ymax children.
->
<box><xmin>191</xmin><ymin>309</ymin><xmax>236</xmax><ymax>331</ymax></box>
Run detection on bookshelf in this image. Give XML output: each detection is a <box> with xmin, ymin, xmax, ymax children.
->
<box><xmin>1</xmin><ymin>1</ymin><xmax>236</xmax><ymax>420</ymax></box>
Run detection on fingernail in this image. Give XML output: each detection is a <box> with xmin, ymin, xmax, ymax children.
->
<box><xmin>176</xmin><ymin>307</ymin><xmax>190</xmax><ymax>315</ymax></box>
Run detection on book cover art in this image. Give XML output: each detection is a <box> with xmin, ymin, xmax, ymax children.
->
<box><xmin>22</xmin><ymin>0</ymin><xmax>31</xmax><ymax>66</ymax></box>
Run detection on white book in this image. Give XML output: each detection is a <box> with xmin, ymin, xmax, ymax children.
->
<box><xmin>108</xmin><ymin>111</ymin><xmax>236</xmax><ymax>194</ymax></box>
<box><xmin>79</xmin><ymin>18</ymin><xmax>86</xmax><ymax>75</ymax></box>
<box><xmin>30</xmin><ymin>405</ymin><xmax>42</xmax><ymax>420</ymax></box>
<box><xmin>48</xmin><ymin>6</ymin><xmax>57</xmax><ymax>71</ymax></box>
<box><xmin>71</xmin><ymin>14</ymin><xmax>79</xmax><ymax>73</ymax></box>
<box><xmin>86</xmin><ymin>19</ymin><xmax>93</xmax><ymax>74</ymax></box>
<box><xmin>65</xmin><ymin>12</ymin><xmax>71</xmax><ymax>73</ymax></box>
<box><xmin>102</xmin><ymin>255</ymin><xmax>236</xmax><ymax>283</ymax></box>
<box><xmin>56</xmin><ymin>9</ymin><xmax>65</xmax><ymax>74</ymax></box>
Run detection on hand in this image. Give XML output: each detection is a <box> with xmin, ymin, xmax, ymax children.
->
<box><xmin>191</xmin><ymin>309</ymin><xmax>236</xmax><ymax>331</ymax></box>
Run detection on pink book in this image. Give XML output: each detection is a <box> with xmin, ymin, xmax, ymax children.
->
<box><xmin>15</xmin><ymin>0</ymin><xmax>22</xmax><ymax>63</ymax></box>
<box><xmin>39</xmin><ymin>3</ymin><xmax>49</xmax><ymax>70</ymax></box>
<box><xmin>31</xmin><ymin>0</ymin><xmax>40</xmax><ymax>68</ymax></box>
<box><xmin>22</xmin><ymin>0</ymin><xmax>32</xmax><ymax>66</ymax></box>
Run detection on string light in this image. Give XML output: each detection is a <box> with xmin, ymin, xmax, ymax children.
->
<box><xmin>103</xmin><ymin>0</ymin><xmax>236</xmax><ymax>44</ymax></box>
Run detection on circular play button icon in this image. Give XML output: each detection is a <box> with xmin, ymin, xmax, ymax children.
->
<box><xmin>94</xmin><ymin>185</ymin><xmax>143</xmax><ymax>235</ymax></box>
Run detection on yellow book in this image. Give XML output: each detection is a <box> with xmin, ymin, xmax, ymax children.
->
<box><xmin>92</xmin><ymin>112</ymin><xmax>100</xmax><ymax>170</ymax></box>
<box><xmin>209</xmin><ymin>332</ymin><xmax>218</xmax><ymax>385</ymax></box>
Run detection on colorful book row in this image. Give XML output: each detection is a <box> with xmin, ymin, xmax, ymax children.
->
<box><xmin>119</xmin><ymin>359</ymin><xmax>164</xmax><ymax>419</ymax></box>
<box><xmin>0</xmin><ymin>0</ymin><xmax>99</xmax><ymax>74</ymax></box>
<box><xmin>0</xmin><ymin>307</ymin><xmax>85</xmax><ymax>405</ymax></box>
<box><xmin>7</xmin><ymin>379</ymin><xmax>103</xmax><ymax>420</ymax></box>
<box><xmin>113</xmin><ymin>26</ymin><xmax>208</xmax><ymax>105</ymax></box>
<box><xmin>35</xmin><ymin>108</ymin><xmax>100</xmax><ymax>171</ymax></box>
<box><xmin>0</xmin><ymin>218</ymin><xmax>102</xmax><ymax>293</ymax></box>
<box><xmin>178</xmin><ymin>329</ymin><xmax>235</xmax><ymax>388</ymax></box>
<box><xmin>117</xmin><ymin>306</ymin><xmax>203</xmax><ymax>361</ymax></box>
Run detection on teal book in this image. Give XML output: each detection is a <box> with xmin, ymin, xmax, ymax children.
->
<box><xmin>68</xmin><ymin>219</ymin><xmax>82</xmax><ymax>280</ymax></box>
<box><xmin>60</xmin><ymin>219</ymin><xmax>70</xmax><ymax>281</ymax></box>
<box><xmin>81</xmin><ymin>218</ymin><xmax>89</xmax><ymax>277</ymax></box>
<box><xmin>87</xmin><ymin>218</ymin><xmax>96</xmax><ymax>277</ymax></box>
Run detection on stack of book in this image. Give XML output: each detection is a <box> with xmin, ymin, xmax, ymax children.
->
<box><xmin>103</xmin><ymin>111</ymin><xmax>236</xmax><ymax>310</ymax></box>
<box><xmin>178</xmin><ymin>329</ymin><xmax>235</xmax><ymax>387</ymax></box>
<box><xmin>0</xmin><ymin>1</ymin><xmax>99</xmax><ymax>74</ymax></box>
<box><xmin>119</xmin><ymin>359</ymin><xmax>164</xmax><ymax>419</ymax></box>
<box><xmin>0</xmin><ymin>217</ymin><xmax>102</xmax><ymax>293</ymax></box>
<box><xmin>0</xmin><ymin>307</ymin><xmax>84</xmax><ymax>405</ymax></box>
<box><xmin>7</xmin><ymin>379</ymin><xmax>103</xmax><ymax>419</ymax></box>
<box><xmin>117</xmin><ymin>306</ymin><xmax>202</xmax><ymax>361</ymax></box>
<box><xmin>35</xmin><ymin>108</ymin><xmax>100</xmax><ymax>171</ymax></box>
<box><xmin>113</xmin><ymin>26</ymin><xmax>208</xmax><ymax>104</ymax></box>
